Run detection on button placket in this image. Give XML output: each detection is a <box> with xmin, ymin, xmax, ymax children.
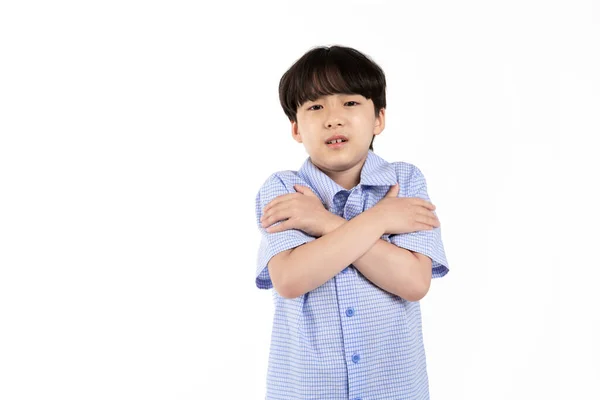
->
<box><xmin>331</xmin><ymin>189</ymin><xmax>364</xmax><ymax>400</ymax></box>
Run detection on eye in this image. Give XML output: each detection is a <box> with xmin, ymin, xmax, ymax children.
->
<box><xmin>308</xmin><ymin>102</ymin><xmax>358</xmax><ymax>111</ymax></box>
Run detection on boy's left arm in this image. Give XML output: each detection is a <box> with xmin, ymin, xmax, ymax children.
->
<box><xmin>322</xmin><ymin>165</ymin><xmax>448</xmax><ymax>301</ymax></box>
<box><xmin>324</xmin><ymin>216</ymin><xmax>432</xmax><ymax>301</ymax></box>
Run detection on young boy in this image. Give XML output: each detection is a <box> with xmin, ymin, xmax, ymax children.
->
<box><xmin>254</xmin><ymin>45</ymin><xmax>450</xmax><ymax>400</ymax></box>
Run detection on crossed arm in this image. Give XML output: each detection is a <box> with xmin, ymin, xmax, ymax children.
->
<box><xmin>326</xmin><ymin>213</ymin><xmax>432</xmax><ymax>300</ymax></box>
<box><xmin>268</xmin><ymin>207</ymin><xmax>432</xmax><ymax>301</ymax></box>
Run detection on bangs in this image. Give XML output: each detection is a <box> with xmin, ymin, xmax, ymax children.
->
<box><xmin>292</xmin><ymin>49</ymin><xmax>380</xmax><ymax>108</ymax></box>
<box><xmin>298</xmin><ymin>61</ymin><xmax>360</xmax><ymax>107</ymax></box>
<box><xmin>279</xmin><ymin>45</ymin><xmax>386</xmax><ymax>123</ymax></box>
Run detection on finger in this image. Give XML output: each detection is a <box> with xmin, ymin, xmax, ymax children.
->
<box><xmin>417</xmin><ymin>208</ymin><xmax>439</xmax><ymax>221</ymax></box>
<box><xmin>262</xmin><ymin>194</ymin><xmax>297</xmax><ymax>216</ymax></box>
<box><xmin>427</xmin><ymin>215</ymin><xmax>440</xmax><ymax>227</ymax></box>
<box><xmin>417</xmin><ymin>213</ymin><xmax>440</xmax><ymax>228</ymax></box>
<box><xmin>412</xmin><ymin>220</ymin><xmax>437</xmax><ymax>231</ymax></box>
<box><xmin>262</xmin><ymin>206</ymin><xmax>290</xmax><ymax>228</ymax></box>
<box><xmin>262</xmin><ymin>196</ymin><xmax>286</xmax><ymax>215</ymax></box>
<box><xmin>385</xmin><ymin>183</ymin><xmax>399</xmax><ymax>197</ymax></box>
<box><xmin>412</xmin><ymin>198</ymin><xmax>435</xmax><ymax>210</ymax></box>
<box><xmin>266</xmin><ymin>219</ymin><xmax>290</xmax><ymax>233</ymax></box>
<box><xmin>420</xmin><ymin>199</ymin><xmax>435</xmax><ymax>210</ymax></box>
<box><xmin>294</xmin><ymin>184</ymin><xmax>315</xmax><ymax>196</ymax></box>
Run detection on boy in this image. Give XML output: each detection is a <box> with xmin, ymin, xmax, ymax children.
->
<box><xmin>254</xmin><ymin>45</ymin><xmax>449</xmax><ymax>400</ymax></box>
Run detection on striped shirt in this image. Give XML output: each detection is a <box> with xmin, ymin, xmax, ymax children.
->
<box><xmin>255</xmin><ymin>150</ymin><xmax>449</xmax><ymax>400</ymax></box>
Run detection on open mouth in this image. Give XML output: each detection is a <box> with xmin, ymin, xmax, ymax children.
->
<box><xmin>326</xmin><ymin>139</ymin><xmax>348</xmax><ymax>148</ymax></box>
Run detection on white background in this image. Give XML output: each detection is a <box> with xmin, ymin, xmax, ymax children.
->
<box><xmin>1</xmin><ymin>1</ymin><xmax>598</xmax><ymax>399</ymax></box>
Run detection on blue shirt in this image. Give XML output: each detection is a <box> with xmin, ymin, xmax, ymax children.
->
<box><xmin>254</xmin><ymin>150</ymin><xmax>449</xmax><ymax>400</ymax></box>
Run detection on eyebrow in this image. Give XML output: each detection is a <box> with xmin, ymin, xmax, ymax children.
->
<box><xmin>308</xmin><ymin>94</ymin><xmax>361</xmax><ymax>102</ymax></box>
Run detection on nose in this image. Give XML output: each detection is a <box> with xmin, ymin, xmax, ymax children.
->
<box><xmin>325</xmin><ymin>113</ymin><xmax>344</xmax><ymax>128</ymax></box>
<box><xmin>323</xmin><ymin>101</ymin><xmax>346</xmax><ymax>128</ymax></box>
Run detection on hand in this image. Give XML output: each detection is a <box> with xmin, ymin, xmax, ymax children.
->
<box><xmin>373</xmin><ymin>183</ymin><xmax>440</xmax><ymax>235</ymax></box>
<box><xmin>260</xmin><ymin>184</ymin><xmax>335</xmax><ymax>237</ymax></box>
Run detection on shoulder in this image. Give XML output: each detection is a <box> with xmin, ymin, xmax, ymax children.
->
<box><xmin>390</xmin><ymin>161</ymin><xmax>421</xmax><ymax>177</ymax></box>
<box><xmin>388</xmin><ymin>160</ymin><xmax>424</xmax><ymax>178</ymax></box>
<box><xmin>260</xmin><ymin>170</ymin><xmax>299</xmax><ymax>186</ymax></box>
<box><xmin>388</xmin><ymin>161</ymin><xmax>427</xmax><ymax>195</ymax></box>
<box><xmin>255</xmin><ymin>170</ymin><xmax>309</xmax><ymax>207</ymax></box>
<box><xmin>257</xmin><ymin>170</ymin><xmax>300</xmax><ymax>194</ymax></box>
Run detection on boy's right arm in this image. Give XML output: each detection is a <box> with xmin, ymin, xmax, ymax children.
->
<box><xmin>269</xmin><ymin>207</ymin><xmax>385</xmax><ymax>299</ymax></box>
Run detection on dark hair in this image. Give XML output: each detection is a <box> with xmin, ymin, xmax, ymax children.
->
<box><xmin>278</xmin><ymin>45</ymin><xmax>387</xmax><ymax>151</ymax></box>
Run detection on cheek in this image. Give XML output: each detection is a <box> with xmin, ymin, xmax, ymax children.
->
<box><xmin>297</xmin><ymin>120</ymin><xmax>320</xmax><ymax>136</ymax></box>
<box><xmin>353</xmin><ymin>114</ymin><xmax>376</xmax><ymax>130</ymax></box>
<box><xmin>300</xmin><ymin>116</ymin><xmax>319</xmax><ymax>127</ymax></box>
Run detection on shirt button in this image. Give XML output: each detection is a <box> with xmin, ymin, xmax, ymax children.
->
<box><xmin>345</xmin><ymin>307</ymin><xmax>355</xmax><ymax>317</ymax></box>
<box><xmin>352</xmin><ymin>353</ymin><xmax>360</xmax><ymax>363</ymax></box>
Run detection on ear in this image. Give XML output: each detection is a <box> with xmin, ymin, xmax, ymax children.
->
<box><xmin>373</xmin><ymin>108</ymin><xmax>385</xmax><ymax>136</ymax></box>
<box><xmin>291</xmin><ymin>120</ymin><xmax>303</xmax><ymax>143</ymax></box>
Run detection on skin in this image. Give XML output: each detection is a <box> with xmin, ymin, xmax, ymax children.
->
<box><xmin>291</xmin><ymin>93</ymin><xmax>385</xmax><ymax>190</ymax></box>
<box><xmin>257</xmin><ymin>93</ymin><xmax>436</xmax><ymax>299</ymax></box>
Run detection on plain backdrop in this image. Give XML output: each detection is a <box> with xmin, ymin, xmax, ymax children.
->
<box><xmin>1</xmin><ymin>1</ymin><xmax>598</xmax><ymax>399</ymax></box>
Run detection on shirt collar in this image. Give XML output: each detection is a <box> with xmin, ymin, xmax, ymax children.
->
<box><xmin>298</xmin><ymin>149</ymin><xmax>397</xmax><ymax>210</ymax></box>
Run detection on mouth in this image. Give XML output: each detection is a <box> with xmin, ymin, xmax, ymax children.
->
<box><xmin>325</xmin><ymin>135</ymin><xmax>348</xmax><ymax>144</ymax></box>
<box><xmin>325</xmin><ymin>139</ymin><xmax>348</xmax><ymax>149</ymax></box>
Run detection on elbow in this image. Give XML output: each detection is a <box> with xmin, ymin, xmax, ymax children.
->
<box><xmin>268</xmin><ymin>249</ymin><xmax>298</xmax><ymax>299</ymax></box>
<box><xmin>273</xmin><ymin>275</ymin><xmax>298</xmax><ymax>299</ymax></box>
<box><xmin>400</xmin><ymin>255</ymin><xmax>432</xmax><ymax>302</ymax></box>
<box><xmin>279</xmin><ymin>283</ymin><xmax>300</xmax><ymax>299</ymax></box>
<box><xmin>413</xmin><ymin>274</ymin><xmax>432</xmax><ymax>301</ymax></box>
<box><xmin>404</xmin><ymin>282</ymin><xmax>430</xmax><ymax>302</ymax></box>
<box><xmin>273</xmin><ymin>281</ymin><xmax>290</xmax><ymax>299</ymax></box>
<box><xmin>270</xmin><ymin>251</ymin><xmax>302</xmax><ymax>299</ymax></box>
<box><xmin>275</xmin><ymin>273</ymin><xmax>294</xmax><ymax>299</ymax></box>
<box><xmin>276</xmin><ymin>274</ymin><xmax>302</xmax><ymax>299</ymax></box>
<box><xmin>276</xmin><ymin>269</ymin><xmax>305</xmax><ymax>299</ymax></box>
<box><xmin>279</xmin><ymin>271</ymin><xmax>303</xmax><ymax>299</ymax></box>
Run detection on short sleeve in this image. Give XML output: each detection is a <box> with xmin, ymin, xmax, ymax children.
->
<box><xmin>384</xmin><ymin>165</ymin><xmax>450</xmax><ymax>279</ymax></box>
<box><xmin>254</xmin><ymin>173</ymin><xmax>317</xmax><ymax>290</ymax></box>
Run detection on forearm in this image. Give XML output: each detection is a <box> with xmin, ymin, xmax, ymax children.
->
<box><xmin>282</xmin><ymin>207</ymin><xmax>386</xmax><ymax>298</ymax></box>
<box><xmin>325</xmin><ymin>215</ymin><xmax>426</xmax><ymax>301</ymax></box>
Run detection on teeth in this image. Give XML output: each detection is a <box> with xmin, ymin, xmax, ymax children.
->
<box><xmin>327</xmin><ymin>139</ymin><xmax>345</xmax><ymax>144</ymax></box>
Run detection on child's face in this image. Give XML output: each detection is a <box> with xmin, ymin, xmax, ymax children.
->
<box><xmin>291</xmin><ymin>93</ymin><xmax>385</xmax><ymax>167</ymax></box>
